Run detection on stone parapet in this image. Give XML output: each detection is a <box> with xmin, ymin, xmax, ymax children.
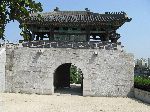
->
<box><xmin>134</xmin><ymin>88</ymin><xmax>150</xmax><ymax>104</ymax></box>
<box><xmin>18</xmin><ymin>40</ymin><xmax>123</xmax><ymax>50</ymax></box>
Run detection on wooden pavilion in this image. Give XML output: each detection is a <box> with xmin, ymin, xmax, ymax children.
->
<box><xmin>22</xmin><ymin>7</ymin><xmax>131</xmax><ymax>43</ymax></box>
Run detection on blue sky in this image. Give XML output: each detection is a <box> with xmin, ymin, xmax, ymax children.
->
<box><xmin>4</xmin><ymin>0</ymin><xmax>150</xmax><ymax>59</ymax></box>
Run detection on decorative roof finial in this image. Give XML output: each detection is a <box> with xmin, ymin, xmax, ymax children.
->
<box><xmin>54</xmin><ymin>7</ymin><xmax>60</xmax><ymax>11</ymax></box>
<box><xmin>85</xmin><ymin>8</ymin><xmax>90</xmax><ymax>12</ymax></box>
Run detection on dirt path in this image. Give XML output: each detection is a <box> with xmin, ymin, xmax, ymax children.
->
<box><xmin>0</xmin><ymin>93</ymin><xmax>150</xmax><ymax>112</ymax></box>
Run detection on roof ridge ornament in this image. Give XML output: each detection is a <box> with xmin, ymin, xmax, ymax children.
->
<box><xmin>105</xmin><ymin>11</ymin><xmax>127</xmax><ymax>15</ymax></box>
<box><xmin>85</xmin><ymin>8</ymin><xmax>90</xmax><ymax>12</ymax></box>
<box><xmin>54</xmin><ymin>7</ymin><xmax>60</xmax><ymax>11</ymax></box>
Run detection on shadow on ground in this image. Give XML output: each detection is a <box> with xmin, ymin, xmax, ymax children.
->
<box><xmin>54</xmin><ymin>84</ymin><xmax>82</xmax><ymax>96</ymax></box>
<box><xmin>129</xmin><ymin>97</ymin><xmax>150</xmax><ymax>106</ymax></box>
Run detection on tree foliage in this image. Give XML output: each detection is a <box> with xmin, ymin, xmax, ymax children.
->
<box><xmin>0</xmin><ymin>0</ymin><xmax>43</xmax><ymax>40</ymax></box>
<box><xmin>70</xmin><ymin>65</ymin><xmax>82</xmax><ymax>84</ymax></box>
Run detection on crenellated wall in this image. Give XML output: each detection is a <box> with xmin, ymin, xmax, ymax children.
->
<box><xmin>5</xmin><ymin>46</ymin><xmax>134</xmax><ymax>97</ymax></box>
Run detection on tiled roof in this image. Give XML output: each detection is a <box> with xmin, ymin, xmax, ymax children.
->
<box><xmin>24</xmin><ymin>8</ymin><xmax>131</xmax><ymax>27</ymax></box>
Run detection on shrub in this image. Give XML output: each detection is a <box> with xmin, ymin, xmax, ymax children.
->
<box><xmin>134</xmin><ymin>75</ymin><xmax>150</xmax><ymax>92</ymax></box>
<box><xmin>134</xmin><ymin>76</ymin><xmax>150</xmax><ymax>85</ymax></box>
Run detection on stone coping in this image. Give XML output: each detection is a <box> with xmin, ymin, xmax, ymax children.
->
<box><xmin>21</xmin><ymin>41</ymin><xmax>123</xmax><ymax>50</ymax></box>
<box><xmin>134</xmin><ymin>88</ymin><xmax>150</xmax><ymax>104</ymax></box>
<box><xmin>1</xmin><ymin>41</ymin><xmax>123</xmax><ymax>50</ymax></box>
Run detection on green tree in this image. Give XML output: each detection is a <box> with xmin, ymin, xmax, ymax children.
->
<box><xmin>0</xmin><ymin>0</ymin><xmax>43</xmax><ymax>40</ymax></box>
<box><xmin>70</xmin><ymin>65</ymin><xmax>82</xmax><ymax>84</ymax></box>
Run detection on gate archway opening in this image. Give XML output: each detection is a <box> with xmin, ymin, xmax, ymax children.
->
<box><xmin>54</xmin><ymin>63</ymin><xmax>83</xmax><ymax>95</ymax></box>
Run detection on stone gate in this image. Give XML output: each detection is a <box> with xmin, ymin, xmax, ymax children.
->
<box><xmin>0</xmin><ymin>8</ymin><xmax>134</xmax><ymax>97</ymax></box>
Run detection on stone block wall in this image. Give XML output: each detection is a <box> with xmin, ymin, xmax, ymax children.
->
<box><xmin>84</xmin><ymin>50</ymin><xmax>134</xmax><ymax>97</ymax></box>
<box><xmin>5</xmin><ymin>47</ymin><xmax>54</xmax><ymax>94</ymax></box>
<box><xmin>0</xmin><ymin>47</ymin><xmax>6</xmax><ymax>92</ymax></box>
<box><xmin>5</xmin><ymin>47</ymin><xmax>134</xmax><ymax>97</ymax></box>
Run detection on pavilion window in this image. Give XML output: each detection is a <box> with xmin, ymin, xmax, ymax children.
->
<box><xmin>72</xmin><ymin>28</ymin><xmax>77</xmax><ymax>30</ymax></box>
<box><xmin>63</xmin><ymin>27</ymin><xmax>68</xmax><ymax>30</ymax></box>
<box><xmin>54</xmin><ymin>27</ymin><xmax>59</xmax><ymax>30</ymax></box>
<box><xmin>81</xmin><ymin>28</ymin><xmax>85</xmax><ymax>31</ymax></box>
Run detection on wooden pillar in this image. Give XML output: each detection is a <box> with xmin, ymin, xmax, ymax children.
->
<box><xmin>105</xmin><ymin>31</ymin><xmax>110</xmax><ymax>41</ymax></box>
<box><xmin>99</xmin><ymin>34</ymin><xmax>104</xmax><ymax>41</ymax></box>
<box><xmin>39</xmin><ymin>33</ymin><xmax>43</xmax><ymax>40</ymax></box>
<box><xmin>93</xmin><ymin>35</ymin><xmax>96</xmax><ymax>40</ymax></box>
<box><xmin>110</xmin><ymin>32</ymin><xmax>120</xmax><ymax>43</ymax></box>
<box><xmin>99</xmin><ymin>29</ymin><xmax>109</xmax><ymax>42</ymax></box>
<box><xmin>48</xmin><ymin>33</ymin><xmax>50</xmax><ymax>40</ymax></box>
<box><xmin>31</xmin><ymin>32</ymin><xmax>35</xmax><ymax>40</ymax></box>
<box><xmin>50</xmin><ymin>27</ymin><xmax>54</xmax><ymax>41</ymax></box>
<box><xmin>86</xmin><ymin>27</ymin><xmax>90</xmax><ymax>41</ymax></box>
<box><xmin>36</xmin><ymin>35</ymin><xmax>39</xmax><ymax>41</ymax></box>
<box><xmin>40</xmin><ymin>36</ymin><xmax>43</xmax><ymax>40</ymax></box>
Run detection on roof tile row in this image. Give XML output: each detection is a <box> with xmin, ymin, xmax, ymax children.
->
<box><xmin>25</xmin><ymin>10</ymin><xmax>131</xmax><ymax>23</ymax></box>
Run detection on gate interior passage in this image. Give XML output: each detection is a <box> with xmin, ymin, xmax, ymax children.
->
<box><xmin>54</xmin><ymin>63</ymin><xmax>83</xmax><ymax>95</ymax></box>
<box><xmin>54</xmin><ymin>63</ymin><xmax>71</xmax><ymax>88</ymax></box>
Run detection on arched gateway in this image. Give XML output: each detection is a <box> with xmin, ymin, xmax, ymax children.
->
<box><xmin>4</xmin><ymin>8</ymin><xmax>134</xmax><ymax>97</ymax></box>
<box><xmin>54</xmin><ymin>63</ymin><xmax>72</xmax><ymax>89</ymax></box>
<box><xmin>53</xmin><ymin>63</ymin><xmax>83</xmax><ymax>95</ymax></box>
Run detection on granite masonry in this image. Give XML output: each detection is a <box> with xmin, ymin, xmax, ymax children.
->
<box><xmin>0</xmin><ymin>47</ymin><xmax>6</xmax><ymax>92</ymax></box>
<box><xmin>0</xmin><ymin>43</ymin><xmax>135</xmax><ymax>97</ymax></box>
